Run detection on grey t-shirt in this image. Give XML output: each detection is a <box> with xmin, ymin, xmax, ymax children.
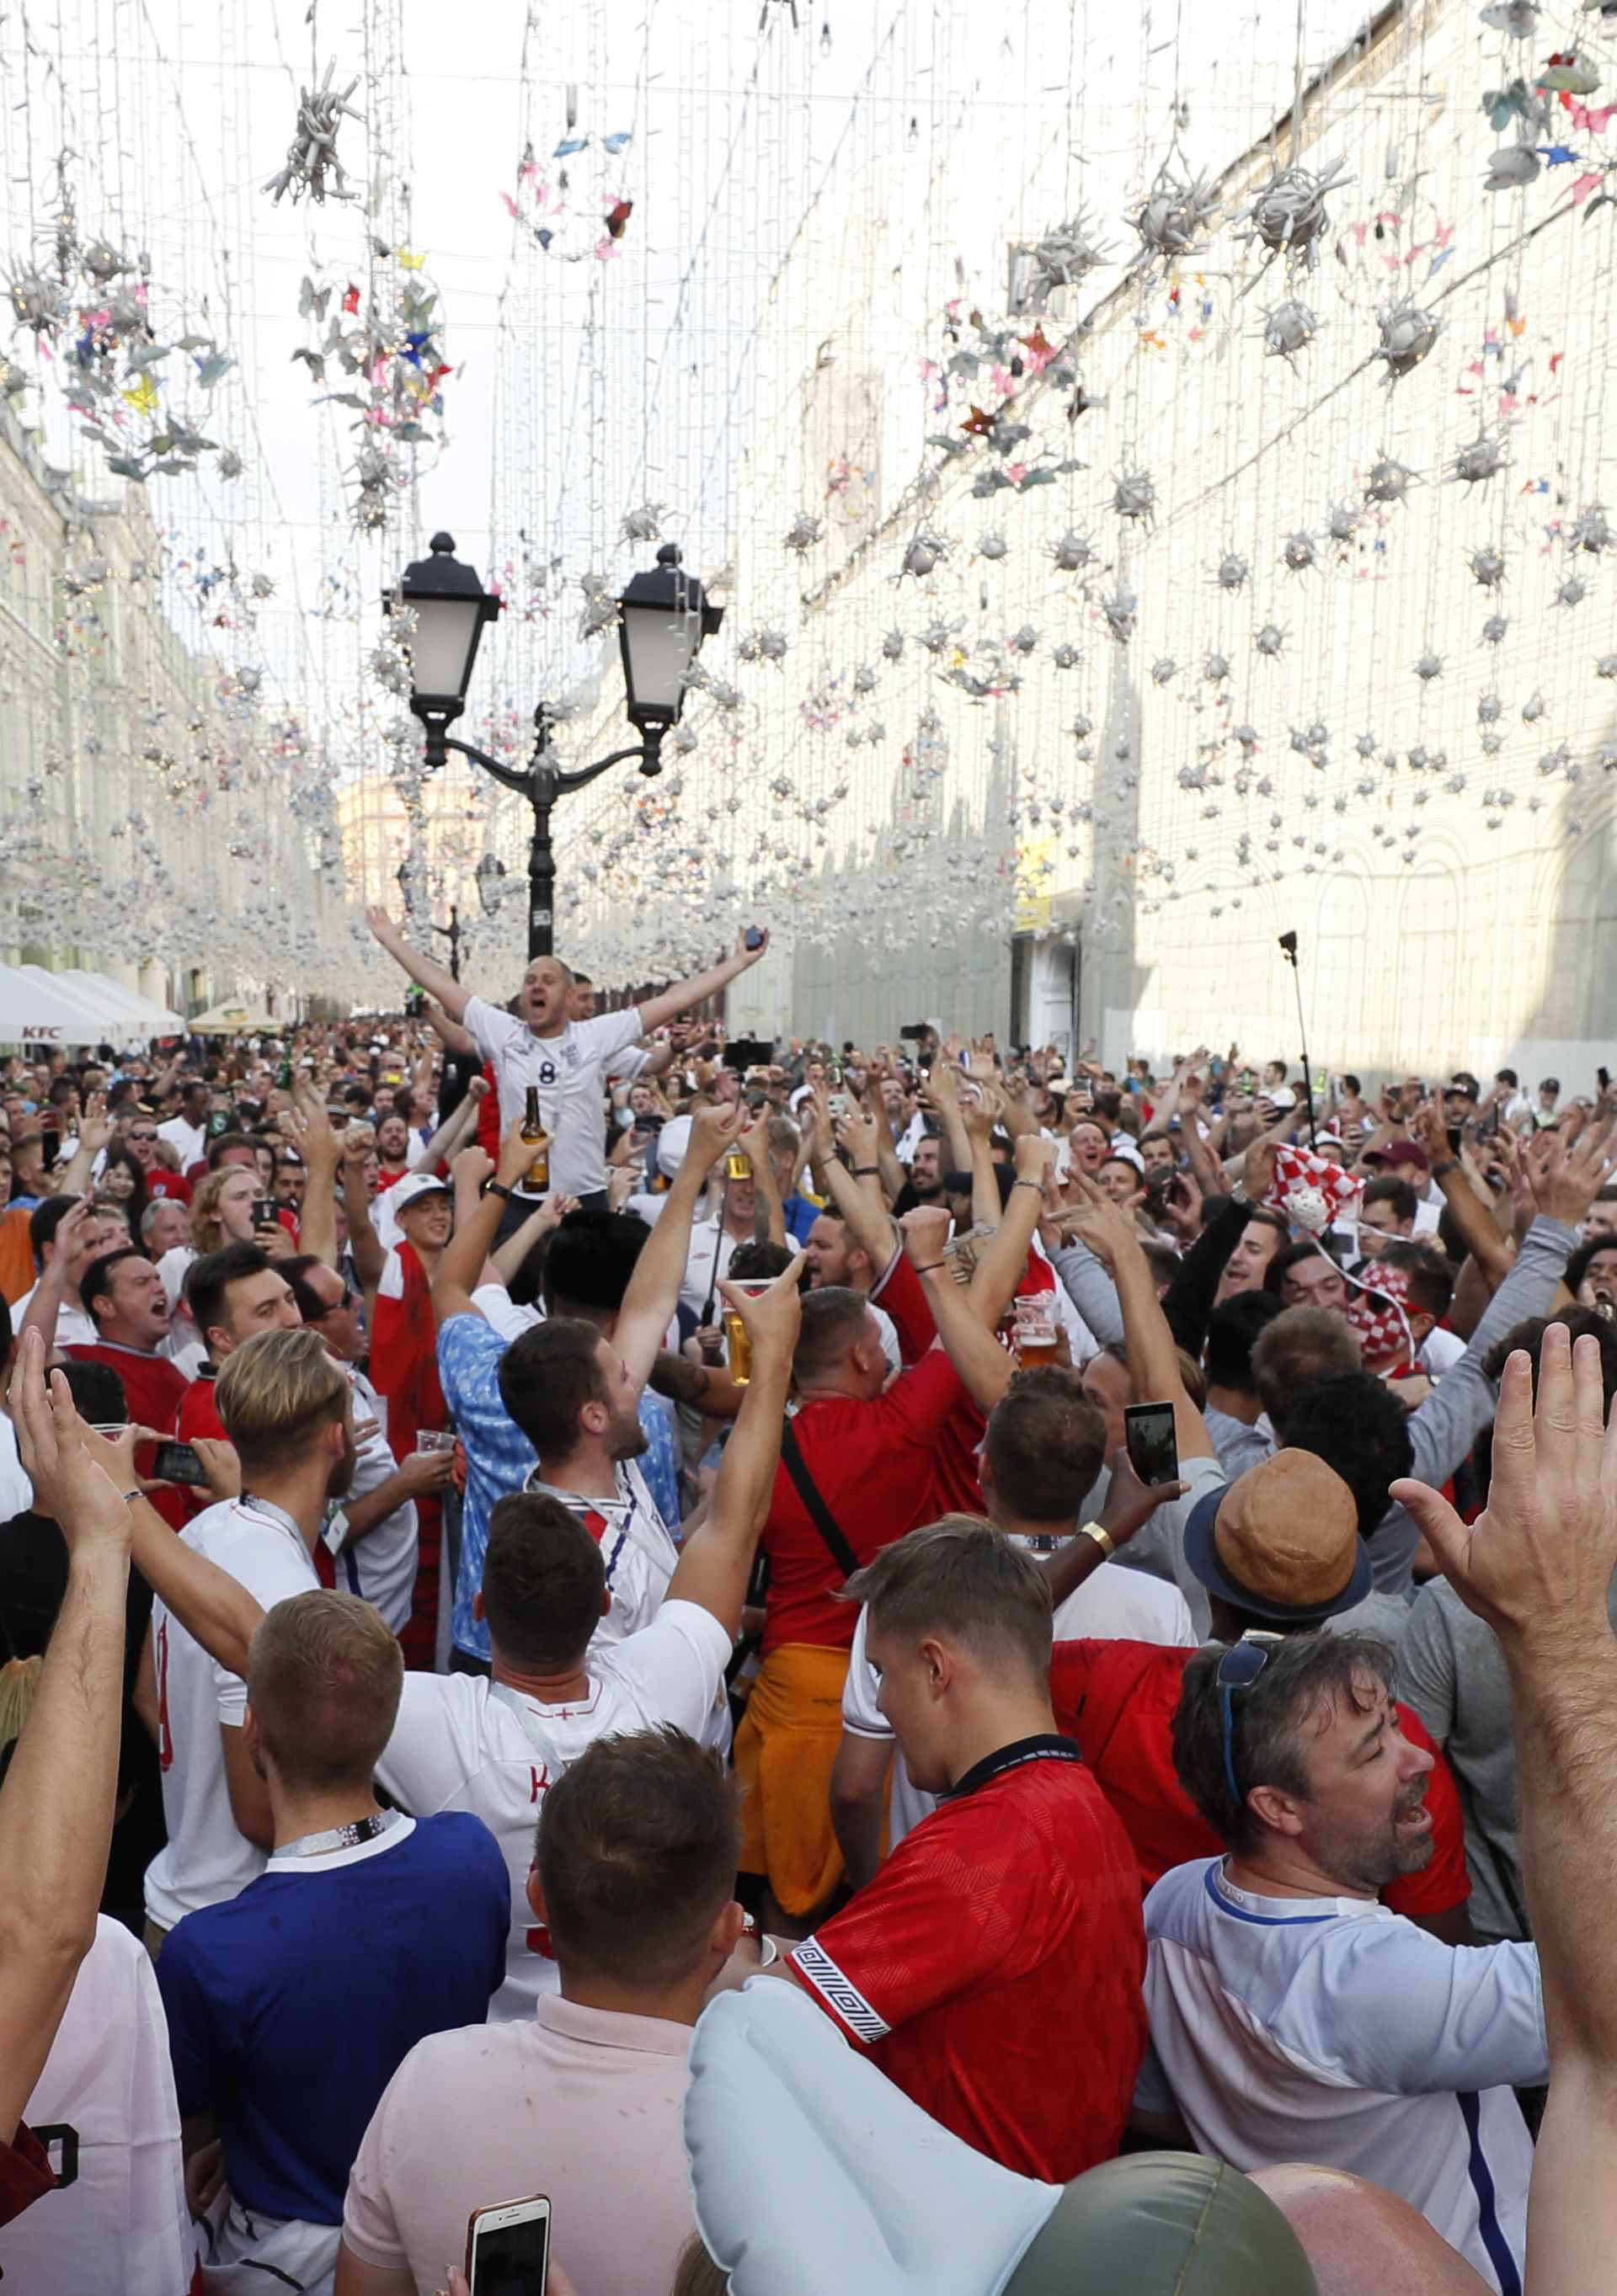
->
<box><xmin>1396</xmin><ymin>1574</ymin><xmax>1617</xmax><ymax>1945</ymax></box>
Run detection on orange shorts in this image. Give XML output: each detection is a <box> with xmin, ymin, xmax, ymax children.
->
<box><xmin>733</xmin><ymin>1642</ymin><xmax>851</xmax><ymax>1916</ymax></box>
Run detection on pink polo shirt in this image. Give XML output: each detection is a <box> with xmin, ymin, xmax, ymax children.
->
<box><xmin>342</xmin><ymin>1995</ymin><xmax>694</xmax><ymax>2291</ymax></box>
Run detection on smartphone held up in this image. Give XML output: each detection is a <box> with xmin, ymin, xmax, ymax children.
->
<box><xmin>1123</xmin><ymin>1401</ymin><xmax>1179</xmax><ymax>1489</ymax></box>
<box><xmin>467</xmin><ymin>2193</ymin><xmax>550</xmax><ymax>2294</ymax></box>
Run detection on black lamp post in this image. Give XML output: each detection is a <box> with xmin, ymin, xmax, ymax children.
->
<box><xmin>387</xmin><ymin>533</ymin><xmax>723</xmax><ymax>960</ymax></box>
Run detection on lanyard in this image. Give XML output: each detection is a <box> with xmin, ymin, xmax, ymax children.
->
<box><xmin>275</xmin><ymin>1808</ymin><xmax>403</xmax><ymax>1861</ymax></box>
<box><xmin>489</xmin><ymin>1679</ymin><xmax>572</xmax><ymax>1755</ymax></box>
<box><xmin>237</xmin><ymin>1494</ymin><xmax>310</xmax><ymax>1553</ymax></box>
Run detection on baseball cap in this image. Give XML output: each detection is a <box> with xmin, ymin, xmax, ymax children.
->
<box><xmin>656</xmin><ymin>1113</ymin><xmax>693</xmax><ymax>1180</ymax></box>
<box><xmin>1183</xmin><ymin>1449</ymin><xmax>1372</xmax><ymax>1622</ymax></box>
<box><xmin>387</xmin><ymin>1171</ymin><xmax>451</xmax><ymax>1214</ymax></box>
<box><xmin>1368</xmin><ymin>1140</ymin><xmax>1430</xmax><ymax>1173</ymax></box>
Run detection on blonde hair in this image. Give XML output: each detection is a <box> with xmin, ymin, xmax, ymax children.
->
<box><xmin>0</xmin><ymin>1656</ymin><xmax>42</xmax><ymax>1757</ymax></box>
<box><xmin>248</xmin><ymin>1591</ymin><xmax>403</xmax><ymax>1788</ymax></box>
<box><xmin>215</xmin><ymin>1326</ymin><xmax>348</xmax><ymax>1473</ymax></box>
<box><xmin>189</xmin><ymin>1168</ymin><xmax>244</xmax><ymax>1255</ymax></box>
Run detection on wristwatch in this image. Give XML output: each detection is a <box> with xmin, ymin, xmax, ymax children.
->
<box><xmin>483</xmin><ymin>1180</ymin><xmax>515</xmax><ymax>1202</ymax></box>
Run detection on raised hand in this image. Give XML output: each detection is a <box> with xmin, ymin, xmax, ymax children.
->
<box><xmin>688</xmin><ymin>1100</ymin><xmax>746</xmax><ymax>1171</ymax></box>
<box><xmin>717</xmin><ymin>1251</ymin><xmax>805</xmax><ymax>1361</ymax></box>
<box><xmin>1391</xmin><ymin>1324</ymin><xmax>1617</xmax><ymax>1649</ymax></box>
<box><xmin>1526</xmin><ymin>1116</ymin><xmax>1617</xmax><ymax>1227</ymax></box>
<box><xmin>365</xmin><ymin>904</ymin><xmax>403</xmax><ymax>950</ymax></box>
<box><xmin>1055</xmin><ymin>1169</ymin><xmax>1141</xmax><ymax>1269</ymax></box>
<box><xmin>900</xmin><ymin>1202</ymin><xmax>953</xmax><ymax>1269</ymax></box>
<box><xmin>12</xmin><ymin>1334</ymin><xmax>133</xmax><ymax>1553</ymax></box>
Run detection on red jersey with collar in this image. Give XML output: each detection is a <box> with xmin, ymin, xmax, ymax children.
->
<box><xmin>788</xmin><ymin>1738</ymin><xmax>1147</xmax><ymax>2180</ymax></box>
<box><xmin>1048</xmin><ymin>1639</ymin><xmax>1469</xmax><ymax>1920</ymax></box>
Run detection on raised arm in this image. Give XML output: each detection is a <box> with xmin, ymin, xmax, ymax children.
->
<box><xmin>2</xmin><ymin>1337</ymin><xmax>133</xmax><ymax>2133</ymax></box>
<box><xmin>919</xmin><ymin>1054</ymin><xmax>972</xmax><ymax>1177</ymax></box>
<box><xmin>365</xmin><ymin>905</ymin><xmax>472</xmax><ymax>1025</ymax></box>
<box><xmin>663</xmin><ymin>1258</ymin><xmax>802</xmax><ymax>1634</ymax></box>
<box><xmin>615</xmin><ymin>1104</ymin><xmax>741</xmax><ymax>1388</ymax></box>
<box><xmin>899</xmin><ymin>1138</ymin><xmax>1050</xmax><ymax>1414</ymax></box>
<box><xmin>962</xmin><ymin>1084</ymin><xmax>1007</xmax><ymax>1233</ymax></box>
<box><xmin>416</xmin><ymin>1079</ymin><xmax>486</xmax><ymax>1171</ymax></box>
<box><xmin>1411</xmin><ymin>1095</ymin><xmax>1511</xmax><ymax>1293</ymax></box>
<box><xmin>432</xmin><ymin>1134</ymin><xmax>534</xmax><ymax>1325</ymax></box>
<box><xmin>420</xmin><ymin>997</ymin><xmax>477</xmax><ymax>1058</ymax></box>
<box><xmin>1391</xmin><ymin>1327</ymin><xmax>1617</xmax><ymax>2296</ymax></box>
<box><xmin>1062</xmin><ymin>1172</ymin><xmax>1216</xmax><ymax>1463</ymax></box>
<box><xmin>339</xmin><ymin>1127</ymin><xmax>387</xmax><ymax>1292</ymax></box>
<box><xmin>636</xmin><ymin>928</ymin><xmax>771</xmax><ymax>1038</ymax></box>
<box><xmin>17</xmin><ymin>1193</ymin><xmax>99</xmax><ymax>1358</ymax></box>
<box><xmin>280</xmin><ymin>1088</ymin><xmax>340</xmax><ymax>1271</ymax></box>
<box><xmin>58</xmin><ymin>1091</ymin><xmax>112</xmax><ymax>1196</ymax></box>
<box><xmin>739</xmin><ymin>1110</ymin><xmax>787</xmax><ymax>1249</ymax></box>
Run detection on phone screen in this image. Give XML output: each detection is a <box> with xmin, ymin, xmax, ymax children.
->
<box><xmin>469</xmin><ymin>2207</ymin><xmax>551</xmax><ymax>2294</ymax></box>
<box><xmin>151</xmin><ymin>1440</ymin><xmax>210</xmax><ymax>1489</ymax></box>
<box><xmin>1123</xmin><ymin>1402</ymin><xmax>1179</xmax><ymax>1488</ymax></box>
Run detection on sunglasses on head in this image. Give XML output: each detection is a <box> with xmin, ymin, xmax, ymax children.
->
<box><xmin>1215</xmin><ymin>1635</ymin><xmax>1283</xmax><ymax>1808</ymax></box>
<box><xmin>311</xmin><ymin>1285</ymin><xmax>355</xmax><ymax>1315</ymax></box>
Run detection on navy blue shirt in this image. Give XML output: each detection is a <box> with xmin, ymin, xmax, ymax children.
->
<box><xmin>157</xmin><ymin>1810</ymin><xmax>508</xmax><ymax>2224</ymax></box>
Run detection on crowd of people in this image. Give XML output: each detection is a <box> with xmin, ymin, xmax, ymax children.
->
<box><xmin>1</xmin><ymin>914</ymin><xmax>1616</xmax><ymax>2295</ymax></box>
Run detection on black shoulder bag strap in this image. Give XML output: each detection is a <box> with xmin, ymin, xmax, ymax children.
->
<box><xmin>779</xmin><ymin>1420</ymin><xmax>861</xmax><ymax>1582</ymax></box>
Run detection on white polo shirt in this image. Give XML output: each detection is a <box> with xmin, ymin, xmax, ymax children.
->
<box><xmin>841</xmin><ymin>1565</ymin><xmax>1195</xmax><ymax>1859</ymax></box>
<box><xmin>376</xmin><ymin>1599</ymin><xmax>733</xmax><ymax>2020</ymax></box>
<box><xmin>1139</xmin><ymin>1857</ymin><xmax>1545</xmax><ymax>2292</ymax></box>
<box><xmin>144</xmin><ymin>1496</ymin><xmax>319</xmax><ymax>1931</ymax></box>
<box><xmin>526</xmin><ymin>1458</ymin><xmax>678</xmax><ymax>1649</ymax></box>
<box><xmin>7</xmin><ymin>1282</ymin><xmax>98</xmax><ymax>1350</ymax></box>
<box><xmin>462</xmin><ymin>997</ymin><xmax>644</xmax><ymax>1200</ymax></box>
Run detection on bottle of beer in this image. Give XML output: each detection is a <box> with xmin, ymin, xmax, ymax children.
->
<box><xmin>521</xmin><ymin>1086</ymin><xmax>550</xmax><ymax>1191</ymax></box>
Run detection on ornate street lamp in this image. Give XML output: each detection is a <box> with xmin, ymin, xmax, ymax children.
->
<box><xmin>387</xmin><ymin>535</ymin><xmax>723</xmax><ymax>958</ymax></box>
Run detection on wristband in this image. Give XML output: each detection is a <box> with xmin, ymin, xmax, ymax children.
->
<box><xmin>1079</xmin><ymin>1522</ymin><xmax>1116</xmax><ymax>1559</ymax></box>
<box><xmin>1431</xmin><ymin>1158</ymin><xmax>1461</xmax><ymax>1180</ymax></box>
<box><xmin>483</xmin><ymin>1180</ymin><xmax>515</xmax><ymax>1201</ymax></box>
<box><xmin>1011</xmin><ymin>1177</ymin><xmax>1043</xmax><ymax>1191</ymax></box>
<box><xmin>120</xmin><ymin>1489</ymin><xmax>144</xmax><ymax>1508</ymax></box>
<box><xmin>912</xmin><ymin>1260</ymin><xmax>947</xmax><ymax>1274</ymax></box>
<box><xmin>853</xmin><ymin>1164</ymin><xmax>879</xmax><ymax>1175</ymax></box>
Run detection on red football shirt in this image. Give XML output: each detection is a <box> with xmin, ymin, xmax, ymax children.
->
<box><xmin>1048</xmin><ymin>1639</ymin><xmax>1470</xmax><ymax>1920</ymax></box>
<box><xmin>0</xmin><ymin>2123</ymin><xmax>52</xmax><ymax>2229</ymax></box>
<box><xmin>66</xmin><ymin>1341</ymin><xmax>190</xmax><ymax>1532</ymax></box>
<box><xmin>759</xmin><ymin>1349</ymin><xmax>963</xmax><ymax>1657</ymax></box>
<box><xmin>173</xmin><ymin>1370</ymin><xmax>226</xmax><ymax>1525</ymax></box>
<box><xmin>788</xmin><ymin>1738</ymin><xmax>1148</xmax><ymax>2181</ymax></box>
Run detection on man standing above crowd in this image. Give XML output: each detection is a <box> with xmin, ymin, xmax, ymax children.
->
<box><xmin>366</xmin><ymin>907</ymin><xmax>773</xmax><ymax>1207</ymax></box>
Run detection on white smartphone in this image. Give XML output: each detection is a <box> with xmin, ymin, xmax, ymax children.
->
<box><xmin>467</xmin><ymin>2193</ymin><xmax>551</xmax><ymax>2293</ymax></box>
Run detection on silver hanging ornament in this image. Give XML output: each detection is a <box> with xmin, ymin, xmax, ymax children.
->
<box><xmin>1130</xmin><ymin>169</ymin><xmax>1220</xmax><ymax>261</ymax></box>
<box><xmin>1238</xmin><ymin>158</ymin><xmax>1351</xmax><ymax>258</ymax></box>
<box><xmin>1571</xmin><ymin>504</ymin><xmax>1614</xmax><ymax>554</ymax></box>
<box><xmin>1111</xmin><ymin>466</ymin><xmax>1157</xmax><ymax>523</ymax></box>
<box><xmin>1049</xmin><ymin>529</ymin><xmax>1097</xmax><ymax>573</ymax></box>
<box><xmin>1262</xmin><ymin>296</ymin><xmax>1321</xmax><ymax>363</ymax></box>
<box><xmin>1214</xmin><ymin>550</ymin><xmax>1250</xmax><ymax>591</ymax></box>
<box><xmin>1449</xmin><ymin>433</ymin><xmax>1506</xmax><ymax>484</ymax></box>
<box><xmin>1255</xmin><ymin>621</ymin><xmax>1288</xmax><ymax>658</ymax></box>
<box><xmin>1481</xmin><ymin>613</ymin><xmax>1510</xmax><ymax>643</ymax></box>
<box><xmin>1365</xmin><ymin>455</ymin><xmax>1420</xmax><ymax>505</ymax></box>
<box><xmin>1203</xmin><ymin>652</ymin><xmax>1231</xmax><ymax>682</ymax></box>
<box><xmin>1374</xmin><ymin>300</ymin><xmax>1442</xmax><ymax>380</ymax></box>
<box><xmin>1469</xmin><ymin>545</ymin><xmax>1508</xmax><ymax>587</ymax></box>
<box><xmin>1281</xmin><ymin>530</ymin><xmax>1320</xmax><ymax>574</ymax></box>
<box><xmin>1413</xmin><ymin>649</ymin><xmax>1445</xmax><ymax>681</ymax></box>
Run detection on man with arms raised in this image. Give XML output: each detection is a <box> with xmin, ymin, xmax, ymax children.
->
<box><xmin>366</xmin><ymin>905</ymin><xmax>771</xmax><ymax>1208</ymax></box>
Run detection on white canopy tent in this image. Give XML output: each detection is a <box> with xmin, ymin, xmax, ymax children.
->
<box><xmin>0</xmin><ymin>964</ymin><xmax>109</xmax><ymax>1045</ymax></box>
<box><xmin>188</xmin><ymin>998</ymin><xmax>280</xmax><ymax>1034</ymax></box>
<box><xmin>55</xmin><ymin>971</ymin><xmax>185</xmax><ymax>1035</ymax></box>
<box><xmin>12</xmin><ymin>967</ymin><xmax>168</xmax><ymax>1045</ymax></box>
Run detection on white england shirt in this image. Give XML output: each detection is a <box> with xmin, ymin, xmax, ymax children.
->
<box><xmin>329</xmin><ymin>1366</ymin><xmax>419</xmax><ymax>1633</ymax></box>
<box><xmin>841</xmin><ymin>1566</ymin><xmax>1196</xmax><ymax>1858</ymax></box>
<box><xmin>375</xmin><ymin>1598</ymin><xmax>734</xmax><ymax>2020</ymax></box>
<box><xmin>7</xmin><ymin>1281</ymin><xmax>98</xmax><ymax>1349</ymax></box>
<box><xmin>144</xmin><ymin>1495</ymin><xmax>319</xmax><ymax>1931</ymax></box>
<box><xmin>526</xmin><ymin>1457</ymin><xmax>678</xmax><ymax>1650</ymax></box>
<box><xmin>462</xmin><ymin>996</ymin><xmax>645</xmax><ymax>1200</ymax></box>
<box><xmin>1139</xmin><ymin>1857</ymin><xmax>1545</xmax><ymax>2292</ymax></box>
<box><xmin>0</xmin><ymin>1918</ymin><xmax>192</xmax><ymax>2296</ymax></box>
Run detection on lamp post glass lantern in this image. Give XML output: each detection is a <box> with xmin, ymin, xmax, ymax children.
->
<box><xmin>387</xmin><ymin>534</ymin><xmax>723</xmax><ymax>959</ymax></box>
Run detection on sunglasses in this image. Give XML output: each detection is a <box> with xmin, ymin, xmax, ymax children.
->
<box><xmin>1216</xmin><ymin>1636</ymin><xmax>1283</xmax><ymax>1808</ymax></box>
<box><xmin>128</xmin><ymin>1131</ymin><xmax>157</xmax><ymax>1143</ymax></box>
